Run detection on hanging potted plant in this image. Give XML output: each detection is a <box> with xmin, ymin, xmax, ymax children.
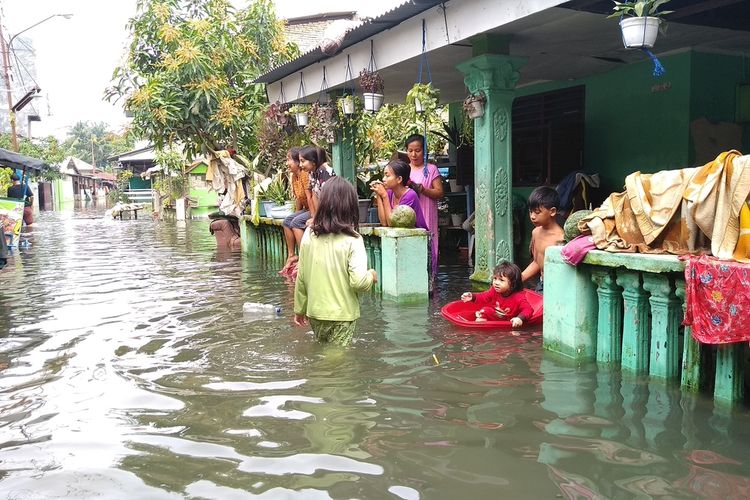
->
<box><xmin>608</xmin><ymin>0</ymin><xmax>673</xmax><ymax>49</ymax></box>
<box><xmin>307</xmin><ymin>101</ymin><xmax>336</xmax><ymax>145</ymax></box>
<box><xmin>406</xmin><ymin>83</ymin><xmax>440</xmax><ymax>114</ymax></box>
<box><xmin>463</xmin><ymin>92</ymin><xmax>486</xmax><ymax>119</ymax></box>
<box><xmin>359</xmin><ymin>68</ymin><xmax>384</xmax><ymax>113</ymax></box>
<box><xmin>289</xmin><ymin>104</ymin><xmax>309</xmax><ymax>127</ymax></box>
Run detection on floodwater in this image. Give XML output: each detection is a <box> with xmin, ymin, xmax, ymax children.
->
<box><xmin>2</xmin><ymin>207</ymin><xmax>750</xmax><ymax>499</ymax></box>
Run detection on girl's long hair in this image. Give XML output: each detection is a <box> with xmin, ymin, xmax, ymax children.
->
<box><xmin>386</xmin><ymin>159</ymin><xmax>411</xmax><ymax>186</ymax></box>
<box><xmin>311</xmin><ymin>176</ymin><xmax>359</xmax><ymax>238</ymax></box>
<box><xmin>299</xmin><ymin>145</ymin><xmax>320</xmax><ymax>168</ymax></box>
<box><xmin>493</xmin><ymin>261</ymin><xmax>523</xmax><ymax>294</ymax></box>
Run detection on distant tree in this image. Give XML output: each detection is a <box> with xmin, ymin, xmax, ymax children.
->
<box><xmin>105</xmin><ymin>0</ymin><xmax>298</xmax><ymax>158</ymax></box>
<box><xmin>0</xmin><ymin>133</ymin><xmax>68</xmax><ymax>181</ymax></box>
<box><xmin>63</xmin><ymin>121</ymin><xmax>135</xmax><ymax>170</ymax></box>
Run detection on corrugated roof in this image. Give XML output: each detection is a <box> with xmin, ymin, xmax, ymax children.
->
<box><xmin>255</xmin><ymin>0</ymin><xmax>445</xmax><ymax>84</ymax></box>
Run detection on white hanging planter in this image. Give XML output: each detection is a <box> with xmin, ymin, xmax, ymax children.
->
<box><xmin>466</xmin><ymin>99</ymin><xmax>484</xmax><ymax>119</ymax></box>
<box><xmin>620</xmin><ymin>16</ymin><xmax>660</xmax><ymax>49</ymax></box>
<box><xmin>295</xmin><ymin>112</ymin><xmax>308</xmax><ymax>127</ymax></box>
<box><xmin>342</xmin><ymin>96</ymin><xmax>355</xmax><ymax>115</ymax></box>
<box><xmin>414</xmin><ymin>98</ymin><xmax>425</xmax><ymax>113</ymax></box>
<box><xmin>363</xmin><ymin>92</ymin><xmax>383</xmax><ymax>112</ymax></box>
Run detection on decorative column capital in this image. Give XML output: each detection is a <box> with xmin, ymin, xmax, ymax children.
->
<box><xmin>591</xmin><ymin>268</ymin><xmax>621</xmax><ymax>292</ymax></box>
<box><xmin>457</xmin><ymin>54</ymin><xmax>527</xmax><ymax>94</ymax></box>
<box><xmin>642</xmin><ymin>273</ymin><xmax>677</xmax><ymax>303</ymax></box>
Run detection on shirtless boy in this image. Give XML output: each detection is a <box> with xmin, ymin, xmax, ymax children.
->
<box><xmin>521</xmin><ymin>186</ymin><xmax>564</xmax><ymax>293</ymax></box>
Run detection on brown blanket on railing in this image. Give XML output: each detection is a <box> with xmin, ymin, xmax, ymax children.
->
<box><xmin>579</xmin><ymin>151</ymin><xmax>750</xmax><ymax>258</ymax></box>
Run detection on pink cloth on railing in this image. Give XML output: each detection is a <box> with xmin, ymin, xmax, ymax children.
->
<box><xmin>561</xmin><ymin>235</ymin><xmax>597</xmax><ymax>266</ymax></box>
<box><xmin>682</xmin><ymin>254</ymin><xmax>750</xmax><ymax>344</ymax></box>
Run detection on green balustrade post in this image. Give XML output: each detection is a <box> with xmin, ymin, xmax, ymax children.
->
<box><xmin>590</xmin><ymin>269</ymin><xmax>624</xmax><ymax>365</ymax></box>
<box><xmin>542</xmin><ymin>247</ymin><xmax>598</xmax><ymax>360</ymax></box>
<box><xmin>457</xmin><ymin>54</ymin><xmax>526</xmax><ymax>283</ymax></box>
<box><xmin>616</xmin><ymin>270</ymin><xmax>650</xmax><ymax>375</ymax></box>
<box><xmin>714</xmin><ymin>343</ymin><xmax>745</xmax><ymax>406</ymax></box>
<box><xmin>379</xmin><ymin>227</ymin><xmax>429</xmax><ymax>302</ymax></box>
<box><xmin>674</xmin><ymin>281</ymin><xmax>702</xmax><ymax>391</ymax></box>
<box><xmin>642</xmin><ymin>274</ymin><xmax>681</xmax><ymax>382</ymax></box>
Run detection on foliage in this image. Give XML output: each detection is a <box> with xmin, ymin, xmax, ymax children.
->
<box><xmin>107</xmin><ymin>170</ymin><xmax>133</xmax><ymax>203</ymax></box>
<box><xmin>153</xmin><ymin>147</ymin><xmax>187</xmax><ymax>205</ymax></box>
<box><xmin>608</xmin><ymin>0</ymin><xmax>673</xmax><ymax>18</ymax></box>
<box><xmin>254</xmin><ymin>101</ymin><xmax>306</xmax><ymax>176</ymax></box>
<box><xmin>63</xmin><ymin>121</ymin><xmax>135</xmax><ymax>169</ymax></box>
<box><xmin>288</xmin><ymin>104</ymin><xmax>309</xmax><ymax>114</ymax></box>
<box><xmin>406</xmin><ymin>83</ymin><xmax>440</xmax><ymax>115</ymax></box>
<box><xmin>0</xmin><ymin>167</ymin><xmax>12</xmax><ymax>196</ymax></box>
<box><xmin>306</xmin><ymin>102</ymin><xmax>336</xmax><ymax>145</ymax></box>
<box><xmin>435</xmin><ymin>116</ymin><xmax>473</xmax><ymax>149</ymax></box>
<box><xmin>106</xmin><ymin>0</ymin><xmax>299</xmax><ymax>158</ymax></box>
<box><xmin>0</xmin><ymin>133</ymin><xmax>68</xmax><ymax>181</ymax></box>
<box><xmin>356</xmin><ymin>166</ymin><xmax>383</xmax><ymax>200</ymax></box>
<box><xmin>463</xmin><ymin>91</ymin><xmax>486</xmax><ymax>112</ymax></box>
<box><xmin>359</xmin><ymin>69</ymin><xmax>384</xmax><ymax>94</ymax></box>
<box><xmin>259</xmin><ymin>170</ymin><xmax>290</xmax><ymax>204</ymax></box>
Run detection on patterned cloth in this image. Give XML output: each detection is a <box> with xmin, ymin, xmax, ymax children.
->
<box><xmin>309</xmin><ymin>318</ymin><xmax>357</xmax><ymax>346</ymax></box>
<box><xmin>682</xmin><ymin>254</ymin><xmax>750</xmax><ymax>344</ymax></box>
<box><xmin>291</xmin><ymin>170</ymin><xmax>310</xmax><ymax>209</ymax></box>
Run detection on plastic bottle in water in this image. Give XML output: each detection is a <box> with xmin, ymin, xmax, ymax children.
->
<box><xmin>242</xmin><ymin>302</ymin><xmax>282</xmax><ymax>316</ymax></box>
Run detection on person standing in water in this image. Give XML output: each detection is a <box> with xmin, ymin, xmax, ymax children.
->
<box><xmin>405</xmin><ymin>134</ymin><xmax>443</xmax><ymax>280</ymax></box>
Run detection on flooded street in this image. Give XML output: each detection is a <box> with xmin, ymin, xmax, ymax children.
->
<box><xmin>3</xmin><ymin>207</ymin><xmax>750</xmax><ymax>499</ymax></box>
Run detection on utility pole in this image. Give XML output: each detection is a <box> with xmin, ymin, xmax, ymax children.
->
<box><xmin>0</xmin><ymin>22</ymin><xmax>18</xmax><ymax>151</ymax></box>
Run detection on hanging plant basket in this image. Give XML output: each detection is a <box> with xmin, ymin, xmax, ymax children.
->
<box><xmin>363</xmin><ymin>92</ymin><xmax>384</xmax><ymax>112</ymax></box>
<box><xmin>295</xmin><ymin>112</ymin><xmax>308</xmax><ymax>127</ymax></box>
<box><xmin>463</xmin><ymin>93</ymin><xmax>485</xmax><ymax>119</ymax></box>
<box><xmin>342</xmin><ymin>95</ymin><xmax>356</xmax><ymax>115</ymax></box>
<box><xmin>620</xmin><ymin>16</ymin><xmax>660</xmax><ymax>49</ymax></box>
<box><xmin>414</xmin><ymin>98</ymin><xmax>425</xmax><ymax>113</ymax></box>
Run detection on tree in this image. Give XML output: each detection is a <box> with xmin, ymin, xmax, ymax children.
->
<box><xmin>0</xmin><ymin>133</ymin><xmax>68</xmax><ymax>181</ymax></box>
<box><xmin>63</xmin><ymin>121</ymin><xmax>135</xmax><ymax>169</ymax></box>
<box><xmin>105</xmin><ymin>0</ymin><xmax>298</xmax><ymax>158</ymax></box>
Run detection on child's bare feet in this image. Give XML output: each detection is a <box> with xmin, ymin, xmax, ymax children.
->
<box><xmin>279</xmin><ymin>255</ymin><xmax>298</xmax><ymax>274</ymax></box>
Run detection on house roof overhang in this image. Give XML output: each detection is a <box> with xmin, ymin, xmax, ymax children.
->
<box><xmin>260</xmin><ymin>0</ymin><xmax>750</xmax><ymax>105</ymax></box>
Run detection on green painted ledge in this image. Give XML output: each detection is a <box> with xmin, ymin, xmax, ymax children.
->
<box><xmin>581</xmin><ymin>249</ymin><xmax>684</xmax><ymax>273</ymax></box>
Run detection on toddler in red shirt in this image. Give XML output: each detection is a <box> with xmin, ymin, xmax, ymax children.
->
<box><xmin>460</xmin><ymin>261</ymin><xmax>533</xmax><ymax>327</ymax></box>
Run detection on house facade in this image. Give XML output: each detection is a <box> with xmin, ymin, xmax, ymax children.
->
<box><xmin>257</xmin><ymin>0</ymin><xmax>750</xmax><ymax>282</ymax></box>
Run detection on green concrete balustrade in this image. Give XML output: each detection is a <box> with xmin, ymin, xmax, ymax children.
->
<box><xmin>239</xmin><ymin>216</ymin><xmax>429</xmax><ymax>302</ymax></box>
<box><xmin>544</xmin><ymin>246</ymin><xmax>748</xmax><ymax>406</ymax></box>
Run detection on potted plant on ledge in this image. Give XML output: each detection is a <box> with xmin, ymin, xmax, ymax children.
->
<box><xmin>608</xmin><ymin>0</ymin><xmax>673</xmax><ymax>49</ymax></box>
<box><xmin>463</xmin><ymin>92</ymin><xmax>486</xmax><ymax>119</ymax></box>
<box><xmin>406</xmin><ymin>83</ymin><xmax>440</xmax><ymax>114</ymax></box>
<box><xmin>360</xmin><ymin>68</ymin><xmax>384</xmax><ymax>113</ymax></box>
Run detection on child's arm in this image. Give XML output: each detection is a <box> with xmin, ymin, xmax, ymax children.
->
<box><xmin>521</xmin><ymin>261</ymin><xmax>540</xmax><ymax>282</ymax></box>
<box><xmin>510</xmin><ymin>294</ymin><xmax>534</xmax><ymax>328</ymax></box>
<box><xmin>348</xmin><ymin>238</ymin><xmax>375</xmax><ymax>292</ymax></box>
<box><xmin>471</xmin><ymin>288</ymin><xmax>495</xmax><ymax>305</ymax></box>
<box><xmin>306</xmin><ymin>189</ymin><xmax>316</xmax><ymax>218</ymax></box>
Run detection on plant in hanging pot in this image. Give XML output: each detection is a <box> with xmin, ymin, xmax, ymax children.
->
<box><xmin>339</xmin><ymin>94</ymin><xmax>357</xmax><ymax>116</ymax></box>
<box><xmin>307</xmin><ymin>101</ymin><xmax>336</xmax><ymax>145</ymax></box>
<box><xmin>463</xmin><ymin>92</ymin><xmax>486</xmax><ymax>119</ymax></box>
<box><xmin>608</xmin><ymin>0</ymin><xmax>673</xmax><ymax>49</ymax></box>
<box><xmin>406</xmin><ymin>83</ymin><xmax>440</xmax><ymax>114</ymax></box>
<box><xmin>359</xmin><ymin>68</ymin><xmax>384</xmax><ymax>113</ymax></box>
<box><xmin>289</xmin><ymin>104</ymin><xmax>309</xmax><ymax>127</ymax></box>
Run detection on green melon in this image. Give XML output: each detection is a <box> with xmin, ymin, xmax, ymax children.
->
<box><xmin>390</xmin><ymin>205</ymin><xmax>417</xmax><ymax>228</ymax></box>
<box><xmin>564</xmin><ymin>209</ymin><xmax>593</xmax><ymax>241</ymax></box>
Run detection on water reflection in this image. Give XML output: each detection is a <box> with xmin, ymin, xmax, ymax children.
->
<box><xmin>2</xmin><ymin>210</ymin><xmax>750</xmax><ymax>498</ymax></box>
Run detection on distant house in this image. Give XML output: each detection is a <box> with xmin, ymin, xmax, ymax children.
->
<box><xmin>108</xmin><ymin>144</ymin><xmax>155</xmax><ymax>192</ymax></box>
<box><xmin>54</xmin><ymin>156</ymin><xmax>115</xmax><ymax>205</ymax></box>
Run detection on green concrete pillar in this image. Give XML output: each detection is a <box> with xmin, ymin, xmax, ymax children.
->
<box><xmin>642</xmin><ymin>274</ymin><xmax>681</xmax><ymax>382</ymax></box>
<box><xmin>331</xmin><ymin>113</ymin><xmax>356</xmax><ymax>183</ymax></box>
<box><xmin>457</xmin><ymin>54</ymin><xmax>526</xmax><ymax>282</ymax></box>
<box><xmin>590</xmin><ymin>269</ymin><xmax>623</xmax><ymax>365</ymax></box>
<box><xmin>378</xmin><ymin>227</ymin><xmax>429</xmax><ymax>303</ymax></box>
<box><xmin>616</xmin><ymin>270</ymin><xmax>650</xmax><ymax>375</ymax></box>
<box><xmin>542</xmin><ymin>247</ymin><xmax>598</xmax><ymax>360</ymax></box>
<box><xmin>675</xmin><ymin>281</ymin><xmax>702</xmax><ymax>392</ymax></box>
<box><xmin>714</xmin><ymin>343</ymin><xmax>745</xmax><ymax>406</ymax></box>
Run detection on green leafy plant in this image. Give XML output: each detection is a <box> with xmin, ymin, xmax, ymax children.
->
<box><xmin>406</xmin><ymin>83</ymin><xmax>440</xmax><ymax>114</ymax></box>
<box><xmin>288</xmin><ymin>104</ymin><xmax>309</xmax><ymax>114</ymax></box>
<box><xmin>259</xmin><ymin>171</ymin><xmax>290</xmax><ymax>204</ymax></box>
<box><xmin>307</xmin><ymin>102</ymin><xmax>336</xmax><ymax>145</ymax></box>
<box><xmin>359</xmin><ymin>69</ymin><xmax>384</xmax><ymax>94</ymax></box>
<box><xmin>607</xmin><ymin>0</ymin><xmax>673</xmax><ymax>18</ymax></box>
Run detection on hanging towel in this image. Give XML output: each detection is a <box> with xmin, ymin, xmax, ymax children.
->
<box><xmin>682</xmin><ymin>254</ymin><xmax>750</xmax><ymax>344</ymax></box>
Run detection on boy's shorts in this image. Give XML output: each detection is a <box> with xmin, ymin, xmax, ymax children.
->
<box><xmin>283</xmin><ymin>210</ymin><xmax>310</xmax><ymax>229</ymax></box>
<box><xmin>535</xmin><ymin>278</ymin><xmax>543</xmax><ymax>294</ymax></box>
<box><xmin>309</xmin><ymin>318</ymin><xmax>357</xmax><ymax>346</ymax></box>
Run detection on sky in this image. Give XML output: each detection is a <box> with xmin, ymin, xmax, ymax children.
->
<box><xmin>1</xmin><ymin>0</ymin><xmax>402</xmax><ymax>141</ymax></box>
